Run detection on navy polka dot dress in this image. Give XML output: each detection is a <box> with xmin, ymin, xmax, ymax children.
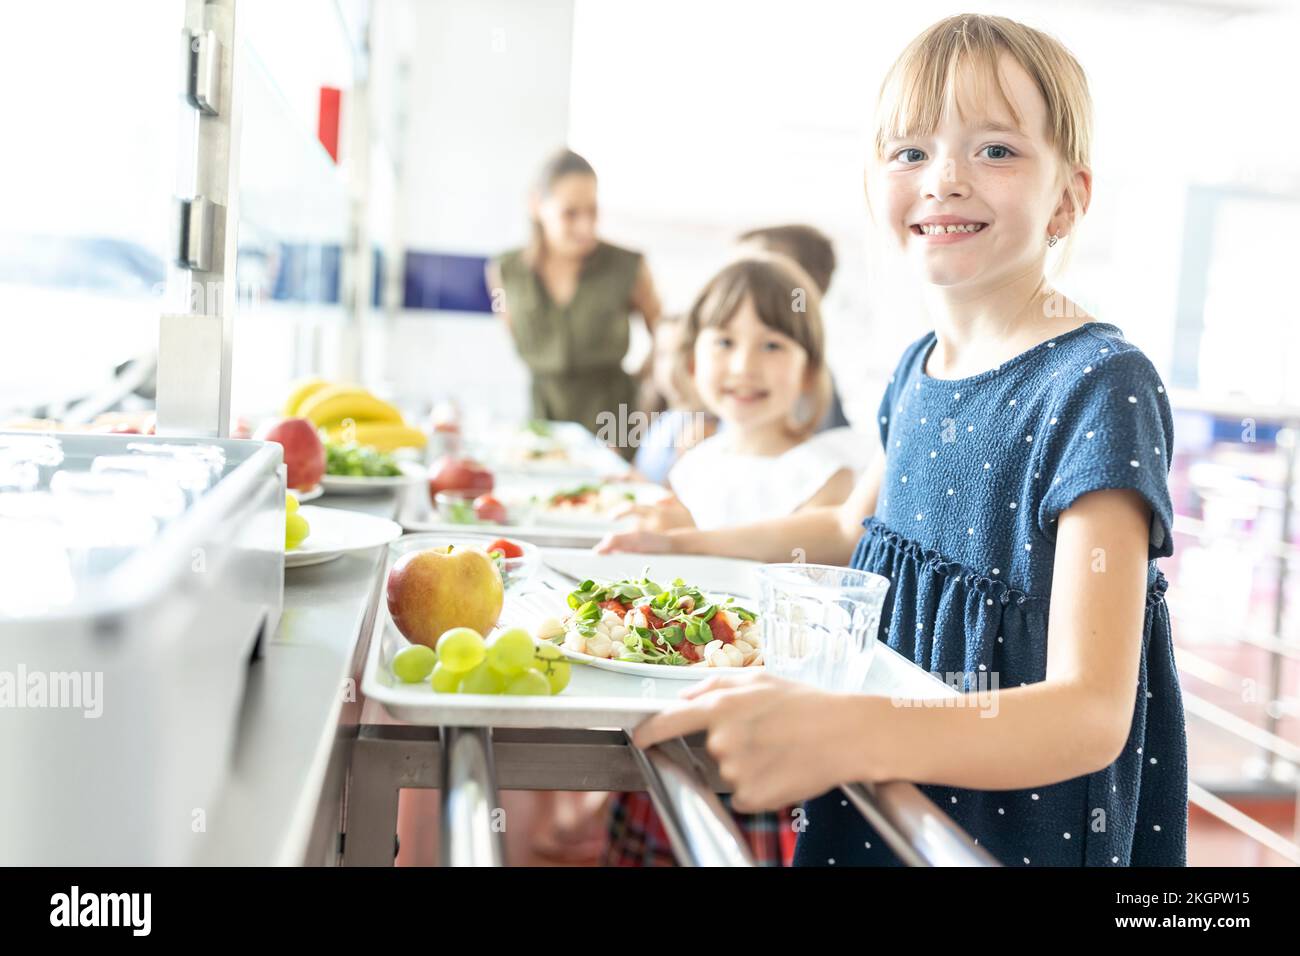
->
<box><xmin>793</xmin><ymin>321</ymin><xmax>1188</xmax><ymax>867</ymax></box>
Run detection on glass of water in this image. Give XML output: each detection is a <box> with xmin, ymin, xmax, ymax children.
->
<box><xmin>755</xmin><ymin>563</ymin><xmax>891</xmax><ymax>692</ymax></box>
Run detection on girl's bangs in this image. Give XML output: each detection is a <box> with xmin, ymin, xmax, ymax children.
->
<box><xmin>694</xmin><ymin>268</ymin><xmax>754</xmax><ymax>333</ymax></box>
<box><xmin>874</xmin><ymin>38</ymin><xmax>1023</xmax><ymax>157</ymax></box>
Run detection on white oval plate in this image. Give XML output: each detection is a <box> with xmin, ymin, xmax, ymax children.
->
<box><xmin>285</xmin><ymin>504</ymin><xmax>404</xmax><ymax>568</ymax></box>
<box><xmin>523</xmin><ymin>481</ymin><xmax>670</xmax><ymax>530</ymax></box>
<box><xmin>503</xmin><ymin>582</ymin><xmax>759</xmax><ymax>681</ymax></box>
<box><xmin>321</xmin><ymin>461</ymin><xmax>424</xmax><ymax>495</ymax></box>
<box><xmin>292</xmin><ymin>484</ymin><xmax>323</xmax><ymax>502</ymax></box>
<box><xmin>548</xmin><ymin>641</ymin><xmax>756</xmax><ymax>680</ymax></box>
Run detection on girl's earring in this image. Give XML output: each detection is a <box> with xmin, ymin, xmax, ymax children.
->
<box><xmin>787</xmin><ymin>393</ymin><xmax>813</xmax><ymax>433</ymax></box>
<box><xmin>1047</xmin><ymin>233</ymin><xmax>1059</xmax><ymax>248</ymax></box>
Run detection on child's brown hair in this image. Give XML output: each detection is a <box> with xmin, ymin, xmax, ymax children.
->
<box><xmin>679</xmin><ymin>255</ymin><xmax>831</xmax><ymax>439</ymax></box>
<box><xmin>736</xmin><ymin>224</ymin><xmax>836</xmax><ymax>296</ymax></box>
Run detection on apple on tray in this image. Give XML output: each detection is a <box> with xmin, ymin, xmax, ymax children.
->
<box><xmin>257</xmin><ymin>417</ymin><xmax>326</xmax><ymax>492</ymax></box>
<box><xmin>473</xmin><ymin>494</ymin><xmax>508</xmax><ymax>524</ymax></box>
<box><xmin>386</xmin><ymin>545</ymin><xmax>505</xmax><ymax>649</ymax></box>
<box><xmin>428</xmin><ymin>456</ymin><xmax>494</xmax><ymax>501</ymax></box>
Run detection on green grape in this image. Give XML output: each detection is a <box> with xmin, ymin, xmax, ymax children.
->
<box><xmin>436</xmin><ymin>627</ymin><xmax>486</xmax><ymax>673</ymax></box>
<box><xmin>486</xmin><ymin>627</ymin><xmax>536</xmax><ymax>677</ymax></box>
<box><xmin>503</xmin><ymin>669</ymin><xmax>550</xmax><ymax>696</ymax></box>
<box><xmin>285</xmin><ymin>493</ymin><xmax>299</xmax><ymax>514</ymax></box>
<box><xmin>533</xmin><ymin>643</ymin><xmax>571</xmax><ymax>694</ymax></box>
<box><xmin>459</xmin><ymin>661</ymin><xmax>505</xmax><ymax>695</ymax></box>
<box><xmin>285</xmin><ymin>512</ymin><xmax>310</xmax><ymax>550</ymax></box>
<box><xmin>430</xmin><ymin>663</ymin><xmax>463</xmax><ymax>694</ymax></box>
<box><xmin>392</xmin><ymin>644</ymin><xmax>436</xmax><ymax>683</ymax></box>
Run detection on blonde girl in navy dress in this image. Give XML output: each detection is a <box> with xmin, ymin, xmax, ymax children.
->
<box><xmin>598</xmin><ymin>13</ymin><xmax>1187</xmax><ymax>867</ymax></box>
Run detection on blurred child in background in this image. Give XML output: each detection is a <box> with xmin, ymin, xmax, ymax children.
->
<box><xmin>631</xmin><ymin>312</ymin><xmax>717</xmax><ymax>486</ymax></box>
<box><xmin>736</xmin><ymin>224</ymin><xmax>851</xmax><ymax>430</ymax></box>
<box><xmin>605</xmin><ymin>253</ymin><xmax>866</xmax><ymax>866</ymax></box>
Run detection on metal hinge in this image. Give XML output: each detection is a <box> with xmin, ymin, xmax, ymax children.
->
<box><xmin>175</xmin><ymin>195</ymin><xmax>223</xmax><ymax>271</ymax></box>
<box><xmin>182</xmin><ymin>27</ymin><xmax>222</xmax><ymax>115</ymax></box>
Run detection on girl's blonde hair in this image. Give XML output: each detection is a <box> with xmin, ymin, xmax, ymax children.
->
<box><xmin>679</xmin><ymin>255</ymin><xmax>832</xmax><ymax>440</ymax></box>
<box><xmin>869</xmin><ymin>14</ymin><xmax>1093</xmax><ymax>268</ymax></box>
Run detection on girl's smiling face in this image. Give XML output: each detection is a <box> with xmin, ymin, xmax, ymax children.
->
<box><xmin>692</xmin><ymin>295</ymin><xmax>809</xmax><ymax>432</ymax></box>
<box><xmin>874</xmin><ymin>54</ymin><xmax>1085</xmax><ymax>290</ymax></box>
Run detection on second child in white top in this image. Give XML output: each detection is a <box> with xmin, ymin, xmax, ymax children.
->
<box><xmin>624</xmin><ymin>254</ymin><xmax>863</xmax><ymax>534</ymax></box>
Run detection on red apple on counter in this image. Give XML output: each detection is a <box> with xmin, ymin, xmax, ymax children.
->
<box><xmin>258</xmin><ymin>417</ymin><xmax>326</xmax><ymax>491</ymax></box>
<box><xmin>428</xmin><ymin>456</ymin><xmax>494</xmax><ymax>499</ymax></box>
<box><xmin>386</xmin><ymin>546</ymin><xmax>504</xmax><ymax>648</ymax></box>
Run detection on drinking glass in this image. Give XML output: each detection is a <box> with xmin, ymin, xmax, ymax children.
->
<box><xmin>755</xmin><ymin>563</ymin><xmax>890</xmax><ymax>692</ymax></box>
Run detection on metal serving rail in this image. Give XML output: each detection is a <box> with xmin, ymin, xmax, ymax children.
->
<box><xmin>439</xmin><ymin>727</ymin><xmax>505</xmax><ymax>867</ymax></box>
<box><xmin>632</xmin><ymin>740</ymin><xmax>756</xmax><ymax>866</ymax></box>
<box><xmin>344</xmin><ymin>721</ymin><xmax>996</xmax><ymax>867</ymax></box>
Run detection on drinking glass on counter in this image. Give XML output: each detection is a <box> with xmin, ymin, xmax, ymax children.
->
<box><xmin>0</xmin><ymin>461</ymin><xmax>38</xmax><ymax>493</ymax></box>
<box><xmin>0</xmin><ymin>433</ymin><xmax>64</xmax><ymax>491</ymax></box>
<box><xmin>91</xmin><ymin>453</ymin><xmax>215</xmax><ymax>505</ymax></box>
<box><xmin>48</xmin><ymin>470</ymin><xmax>182</xmax><ymax>581</ymax></box>
<box><xmin>0</xmin><ymin>491</ymin><xmax>75</xmax><ymax>614</ymax></box>
<box><xmin>124</xmin><ymin>441</ymin><xmax>226</xmax><ymax>483</ymax></box>
<box><xmin>755</xmin><ymin>563</ymin><xmax>891</xmax><ymax>692</ymax></box>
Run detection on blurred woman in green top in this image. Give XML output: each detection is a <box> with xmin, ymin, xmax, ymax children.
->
<box><xmin>487</xmin><ymin>150</ymin><xmax>661</xmax><ymax>458</ymax></box>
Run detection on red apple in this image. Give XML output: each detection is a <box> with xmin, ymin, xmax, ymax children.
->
<box><xmin>473</xmin><ymin>494</ymin><xmax>507</xmax><ymax>524</ymax></box>
<box><xmin>428</xmin><ymin>456</ymin><xmax>494</xmax><ymax>499</ymax></box>
<box><xmin>386</xmin><ymin>546</ymin><xmax>504</xmax><ymax>648</ymax></box>
<box><xmin>258</xmin><ymin>417</ymin><xmax>325</xmax><ymax>491</ymax></box>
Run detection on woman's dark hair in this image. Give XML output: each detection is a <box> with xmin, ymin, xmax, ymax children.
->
<box><xmin>526</xmin><ymin>148</ymin><xmax>597</xmax><ymax>266</ymax></box>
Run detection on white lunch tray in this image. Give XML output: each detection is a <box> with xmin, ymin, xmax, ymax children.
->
<box><xmin>362</xmin><ymin>548</ymin><xmax>956</xmax><ymax>731</ymax></box>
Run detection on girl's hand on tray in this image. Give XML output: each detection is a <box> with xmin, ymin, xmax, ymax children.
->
<box><xmin>612</xmin><ymin>494</ymin><xmax>695</xmax><ymax>532</ymax></box>
<box><xmin>593</xmin><ymin>528</ymin><xmax>676</xmax><ymax>554</ymax></box>
<box><xmin>631</xmin><ymin>672</ymin><xmax>860</xmax><ymax>812</ymax></box>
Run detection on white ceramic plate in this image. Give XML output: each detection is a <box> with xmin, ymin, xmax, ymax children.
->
<box><xmin>292</xmin><ymin>484</ymin><xmax>323</xmax><ymax>503</ymax></box>
<box><xmin>551</xmin><ymin>640</ymin><xmax>755</xmax><ymax>681</ymax></box>
<box><xmin>504</xmin><ymin>574</ymin><xmax>760</xmax><ymax>681</ymax></box>
<box><xmin>541</xmin><ymin>548</ymin><xmax>761</xmax><ymax>600</ymax></box>
<box><xmin>320</xmin><ymin>461</ymin><xmax>424</xmax><ymax>495</ymax></box>
<box><xmin>473</xmin><ymin>420</ymin><xmax>632</xmax><ymax>479</ymax></box>
<box><xmin>284</xmin><ymin>504</ymin><xmax>404</xmax><ymax>568</ymax></box>
<box><xmin>522</xmin><ymin>481</ymin><xmax>670</xmax><ymax>530</ymax></box>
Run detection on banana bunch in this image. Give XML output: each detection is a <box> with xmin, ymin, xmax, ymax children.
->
<box><xmin>282</xmin><ymin>378</ymin><xmax>427</xmax><ymax>451</ymax></box>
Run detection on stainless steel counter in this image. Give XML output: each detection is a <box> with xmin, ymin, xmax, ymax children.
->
<box><xmin>194</xmin><ymin>491</ymin><xmax>397</xmax><ymax>865</ymax></box>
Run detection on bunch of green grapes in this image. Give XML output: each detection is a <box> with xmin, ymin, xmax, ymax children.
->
<box><xmin>285</xmin><ymin>493</ymin><xmax>310</xmax><ymax>550</ymax></box>
<box><xmin>391</xmin><ymin>626</ymin><xmax>570</xmax><ymax>696</ymax></box>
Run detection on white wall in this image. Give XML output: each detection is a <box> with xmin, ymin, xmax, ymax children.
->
<box><xmin>376</xmin><ymin>0</ymin><xmax>575</xmax><ymax>421</ymax></box>
<box><xmin>398</xmin><ymin>0</ymin><xmax>575</xmax><ymax>253</ymax></box>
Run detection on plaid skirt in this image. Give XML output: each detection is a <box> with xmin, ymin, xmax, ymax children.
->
<box><xmin>604</xmin><ymin>792</ymin><xmax>797</xmax><ymax>866</ymax></box>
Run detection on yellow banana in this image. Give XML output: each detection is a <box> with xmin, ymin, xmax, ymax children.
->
<box><xmin>281</xmin><ymin>377</ymin><xmax>329</xmax><ymax>417</ymax></box>
<box><xmin>298</xmin><ymin>385</ymin><xmax>404</xmax><ymax>427</ymax></box>
<box><xmin>325</xmin><ymin>421</ymin><xmax>427</xmax><ymax>451</ymax></box>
